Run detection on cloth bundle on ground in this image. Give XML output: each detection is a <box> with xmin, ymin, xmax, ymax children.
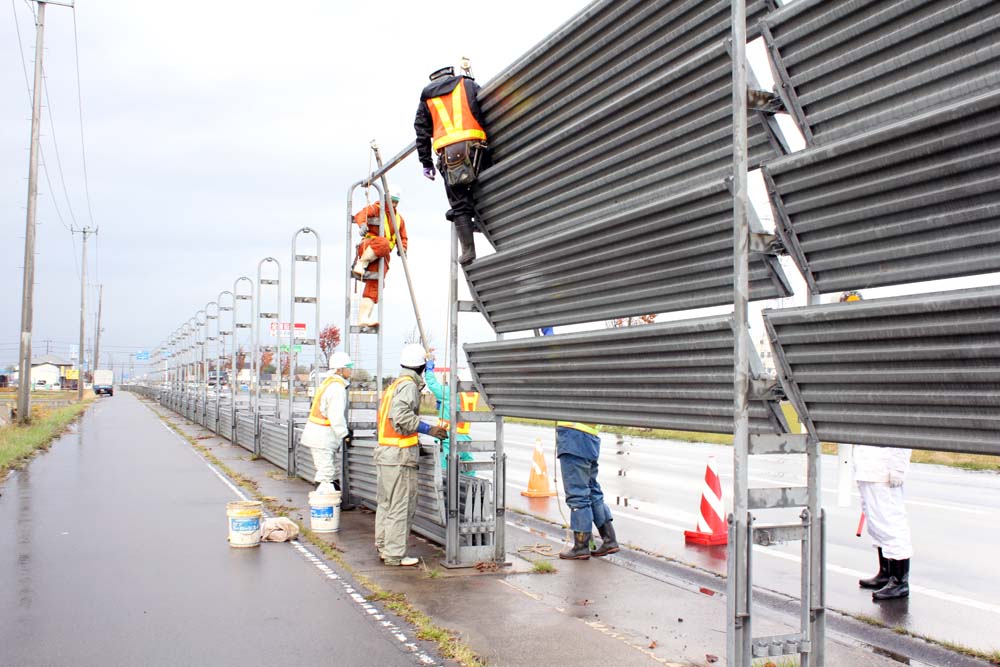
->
<box><xmin>261</xmin><ymin>517</ymin><xmax>300</xmax><ymax>542</ymax></box>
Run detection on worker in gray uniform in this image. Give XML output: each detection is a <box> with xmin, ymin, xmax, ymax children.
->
<box><xmin>375</xmin><ymin>343</ymin><xmax>447</xmax><ymax>566</ymax></box>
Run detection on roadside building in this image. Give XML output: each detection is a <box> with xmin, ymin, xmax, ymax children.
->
<box><xmin>30</xmin><ymin>355</ymin><xmax>74</xmax><ymax>390</ymax></box>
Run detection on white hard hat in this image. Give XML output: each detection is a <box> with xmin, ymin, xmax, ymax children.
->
<box><xmin>399</xmin><ymin>343</ymin><xmax>426</xmax><ymax>368</ymax></box>
<box><xmin>328</xmin><ymin>351</ymin><xmax>353</xmax><ymax>370</ymax></box>
<box><xmin>389</xmin><ymin>187</ymin><xmax>401</xmax><ymax>202</ymax></box>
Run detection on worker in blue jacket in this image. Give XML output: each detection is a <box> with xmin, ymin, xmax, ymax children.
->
<box><xmin>424</xmin><ymin>358</ymin><xmax>474</xmax><ymax>474</ymax></box>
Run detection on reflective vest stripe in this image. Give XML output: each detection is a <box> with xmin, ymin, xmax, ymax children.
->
<box><xmin>308</xmin><ymin>375</ymin><xmax>346</xmax><ymax>426</ymax></box>
<box><xmin>428</xmin><ymin>84</ymin><xmax>487</xmax><ymax>152</ymax></box>
<box><xmin>364</xmin><ymin>212</ymin><xmax>402</xmax><ymax>251</ymax></box>
<box><xmin>457</xmin><ymin>392</ymin><xmax>479</xmax><ymax>435</ymax></box>
<box><xmin>377</xmin><ymin>377</ymin><xmax>420</xmax><ymax>447</ymax></box>
<box><xmin>556</xmin><ymin>421</ymin><xmax>599</xmax><ymax>436</ymax></box>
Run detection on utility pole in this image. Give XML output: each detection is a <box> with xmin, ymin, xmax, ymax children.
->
<box><xmin>74</xmin><ymin>226</ymin><xmax>96</xmax><ymax>400</ymax></box>
<box><xmin>15</xmin><ymin>0</ymin><xmax>77</xmax><ymax>423</ymax></box>
<box><xmin>93</xmin><ymin>284</ymin><xmax>103</xmax><ymax>370</ymax></box>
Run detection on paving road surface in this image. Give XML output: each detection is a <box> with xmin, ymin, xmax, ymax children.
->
<box><xmin>0</xmin><ymin>395</ymin><xmax>438</xmax><ymax>667</ymax></box>
<box><xmin>494</xmin><ymin>422</ymin><xmax>1000</xmax><ymax>655</ymax></box>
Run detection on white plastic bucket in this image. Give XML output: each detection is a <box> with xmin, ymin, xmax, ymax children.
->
<box><xmin>227</xmin><ymin>500</ymin><xmax>263</xmax><ymax>548</ymax></box>
<box><xmin>308</xmin><ymin>491</ymin><xmax>341</xmax><ymax>533</ymax></box>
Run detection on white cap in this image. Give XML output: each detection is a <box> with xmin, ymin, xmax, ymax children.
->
<box><xmin>399</xmin><ymin>343</ymin><xmax>426</xmax><ymax>368</ymax></box>
<box><xmin>389</xmin><ymin>187</ymin><xmax>401</xmax><ymax>202</ymax></box>
<box><xmin>328</xmin><ymin>351</ymin><xmax>353</xmax><ymax>370</ymax></box>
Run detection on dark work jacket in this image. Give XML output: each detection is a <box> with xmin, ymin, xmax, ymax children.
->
<box><xmin>414</xmin><ymin>75</ymin><xmax>488</xmax><ymax>170</ymax></box>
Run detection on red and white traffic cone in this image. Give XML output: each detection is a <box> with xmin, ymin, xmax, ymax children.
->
<box><xmin>684</xmin><ymin>455</ymin><xmax>728</xmax><ymax>546</ymax></box>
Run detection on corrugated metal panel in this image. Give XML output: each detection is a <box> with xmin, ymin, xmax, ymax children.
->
<box><xmin>294</xmin><ymin>427</ymin><xmax>316</xmax><ymax>483</ymax></box>
<box><xmin>764</xmin><ymin>286</ymin><xmax>1000</xmax><ymax>454</ymax></box>
<box><xmin>219</xmin><ymin>408</ymin><xmax>234</xmax><ymax>440</ymax></box>
<box><xmin>764</xmin><ymin>0</ymin><xmax>1000</xmax><ymax>145</ymax></box>
<box><xmin>764</xmin><ymin>90</ymin><xmax>1000</xmax><ymax>293</ymax></box>
<box><xmin>477</xmin><ymin>39</ymin><xmax>779</xmax><ymax>251</ymax></box>
<box><xmin>468</xmin><ymin>180</ymin><xmax>791</xmax><ymax>332</ymax></box>
<box><xmin>260</xmin><ymin>419</ymin><xmax>288</xmax><ymax>469</ymax></box>
<box><xmin>481</xmin><ymin>0</ymin><xmax>774</xmax><ymax>163</ymax></box>
<box><xmin>465</xmin><ymin>316</ymin><xmax>789</xmax><ymax>435</ymax></box>
<box><xmin>235</xmin><ymin>412</ymin><xmax>255</xmax><ymax>452</ymax></box>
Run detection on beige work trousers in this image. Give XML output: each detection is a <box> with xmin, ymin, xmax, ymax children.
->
<box><xmin>375</xmin><ymin>464</ymin><xmax>418</xmax><ymax>561</ymax></box>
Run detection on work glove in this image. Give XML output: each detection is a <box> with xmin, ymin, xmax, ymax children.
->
<box><xmin>425</xmin><ymin>358</ymin><xmax>435</xmax><ymax>373</ymax></box>
<box><xmin>343</xmin><ymin>428</ymin><xmax>354</xmax><ymax>448</ymax></box>
<box><xmin>422</xmin><ymin>167</ymin><xmax>436</xmax><ymax>181</ymax></box>
<box><xmin>888</xmin><ymin>472</ymin><xmax>904</xmax><ymax>488</ymax></box>
<box><xmin>427</xmin><ymin>425</ymin><xmax>448</xmax><ymax>440</ymax></box>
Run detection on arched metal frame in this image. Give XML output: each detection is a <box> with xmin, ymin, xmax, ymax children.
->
<box><xmin>253</xmin><ymin>258</ymin><xmax>282</xmax><ymax>459</ymax></box>
<box><xmin>204</xmin><ymin>302</ymin><xmax>218</xmax><ymax>426</ymax></box>
<box><xmin>289</xmin><ymin>227</ymin><xmax>321</xmax><ymax>476</ymax></box>
<box><xmin>216</xmin><ymin>291</ymin><xmax>234</xmax><ymax>435</ymax></box>
<box><xmin>232</xmin><ymin>276</ymin><xmax>254</xmax><ymax>438</ymax></box>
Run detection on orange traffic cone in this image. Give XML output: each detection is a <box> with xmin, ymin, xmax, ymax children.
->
<box><xmin>684</xmin><ymin>455</ymin><xmax>728</xmax><ymax>546</ymax></box>
<box><xmin>521</xmin><ymin>437</ymin><xmax>556</xmax><ymax>498</ymax></box>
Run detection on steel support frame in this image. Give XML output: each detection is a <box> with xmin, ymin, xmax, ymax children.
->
<box><xmin>254</xmin><ymin>258</ymin><xmax>282</xmax><ymax>457</ymax></box>
<box><xmin>216</xmin><ymin>290</ymin><xmax>234</xmax><ymax>436</ymax></box>
<box><xmin>288</xmin><ymin>227</ymin><xmax>321</xmax><ymax>477</ymax></box>
<box><xmin>232</xmin><ymin>276</ymin><xmax>254</xmax><ymax>444</ymax></box>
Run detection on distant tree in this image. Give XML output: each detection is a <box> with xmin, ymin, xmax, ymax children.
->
<box><xmin>260</xmin><ymin>350</ymin><xmax>275</xmax><ymax>374</ymax></box>
<box><xmin>236</xmin><ymin>346</ymin><xmax>248</xmax><ymax>370</ymax></box>
<box><xmin>403</xmin><ymin>326</ymin><xmax>433</xmax><ymax>348</ymax></box>
<box><xmin>318</xmin><ymin>324</ymin><xmax>342</xmax><ymax>366</ymax></box>
<box><xmin>605</xmin><ymin>314</ymin><xmax>657</xmax><ymax>328</ymax></box>
<box><xmin>352</xmin><ymin>368</ymin><xmax>372</xmax><ymax>383</ymax></box>
<box><xmin>382</xmin><ymin>375</ymin><xmax>396</xmax><ymax>387</ymax></box>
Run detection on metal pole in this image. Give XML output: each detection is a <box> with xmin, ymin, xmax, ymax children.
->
<box><xmin>233</xmin><ymin>276</ymin><xmax>253</xmax><ymax>437</ymax></box>
<box><xmin>205</xmin><ymin>301</ymin><xmax>218</xmax><ymax>427</ymax></box>
<box><xmin>730</xmin><ymin>0</ymin><xmax>751</xmax><ymax>665</ymax></box>
<box><xmin>94</xmin><ymin>284</ymin><xmax>103</xmax><ymax>371</ymax></box>
<box><xmin>16</xmin><ymin>0</ymin><xmax>46</xmax><ymax>422</ymax></box>
<box><xmin>446</xmin><ymin>219</ymin><xmax>460</xmax><ymax>565</ymax></box>
<box><xmin>371</xmin><ymin>142</ymin><xmax>429</xmax><ymax>352</ymax></box>
<box><xmin>77</xmin><ymin>229</ymin><xmax>90</xmax><ymax>401</ymax></box>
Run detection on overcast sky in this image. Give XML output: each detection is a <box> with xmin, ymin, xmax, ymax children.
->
<box><xmin>3</xmin><ymin>0</ymin><xmax>996</xmax><ymax>380</ymax></box>
<box><xmin>1</xmin><ymin>0</ymin><xmax>592</xmax><ymax>376</ymax></box>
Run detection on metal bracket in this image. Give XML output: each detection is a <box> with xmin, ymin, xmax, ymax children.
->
<box><xmin>457</xmin><ymin>300</ymin><xmax>479</xmax><ymax>313</ymax></box>
<box><xmin>747</xmin><ymin>88</ymin><xmax>783</xmax><ymax>113</ymax></box>
<box><xmin>749</xmin><ymin>433</ymin><xmax>809</xmax><ymax>455</ymax></box>
<box><xmin>750</xmin><ymin>232</ymin><xmax>782</xmax><ymax>255</ymax></box>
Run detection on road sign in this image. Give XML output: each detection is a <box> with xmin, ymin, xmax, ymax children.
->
<box><xmin>136</xmin><ymin>350</ymin><xmax>150</xmax><ymax>360</ymax></box>
<box><xmin>279</xmin><ymin>345</ymin><xmax>303</xmax><ymax>353</ymax></box>
<box><xmin>270</xmin><ymin>322</ymin><xmax>306</xmax><ymax>336</ymax></box>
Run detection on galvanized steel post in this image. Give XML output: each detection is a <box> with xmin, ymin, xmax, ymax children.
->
<box><xmin>217</xmin><ymin>291</ymin><xmax>234</xmax><ymax>434</ymax></box>
<box><xmin>730</xmin><ymin>0</ymin><xmax>751</xmax><ymax>665</ymax></box>
<box><xmin>255</xmin><ymin>257</ymin><xmax>282</xmax><ymax>456</ymax></box>
<box><xmin>446</xmin><ymin>219</ymin><xmax>460</xmax><ymax>566</ymax></box>
<box><xmin>232</xmin><ymin>276</ymin><xmax>253</xmax><ymax>437</ymax></box>
<box><xmin>289</xmin><ymin>227</ymin><xmax>321</xmax><ymax>476</ymax></box>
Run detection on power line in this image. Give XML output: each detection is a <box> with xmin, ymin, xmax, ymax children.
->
<box><xmin>42</xmin><ymin>78</ymin><xmax>81</xmax><ymax>229</ymax></box>
<box><xmin>71</xmin><ymin>8</ymin><xmax>97</xmax><ymax>231</ymax></box>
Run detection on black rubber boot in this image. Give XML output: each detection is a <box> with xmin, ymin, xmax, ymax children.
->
<box><xmin>454</xmin><ymin>217</ymin><xmax>476</xmax><ymax>265</ymax></box>
<box><xmin>873</xmin><ymin>558</ymin><xmax>910</xmax><ymax>600</ymax></box>
<box><xmin>559</xmin><ymin>531</ymin><xmax>592</xmax><ymax>560</ymax></box>
<box><xmin>859</xmin><ymin>547</ymin><xmax>891</xmax><ymax>589</ymax></box>
<box><xmin>591</xmin><ymin>521</ymin><xmax>620</xmax><ymax>557</ymax></box>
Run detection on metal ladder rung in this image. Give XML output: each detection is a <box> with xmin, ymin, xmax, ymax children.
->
<box><xmin>236</xmin><ymin>294</ymin><xmax>252</xmax><ymax>300</ymax></box>
<box><xmin>260</xmin><ymin>279</ymin><xmax>279</xmax><ymax>286</ymax></box>
<box><xmin>748</xmin><ymin>486</ymin><xmax>808</xmax><ymax>509</ymax></box>
<box><xmin>752</xmin><ymin>522</ymin><xmax>806</xmax><ymax>546</ymax></box>
<box><xmin>294</xmin><ymin>338</ymin><xmax>317</xmax><ymax>345</ymax></box>
<box><xmin>348</xmin><ymin>325</ymin><xmax>379</xmax><ymax>334</ymax></box>
<box><xmin>295</xmin><ymin>254</ymin><xmax>318</xmax><ymax>262</ymax></box>
<box><xmin>457</xmin><ymin>381</ymin><xmax>480</xmax><ymax>393</ymax></box>
<box><xmin>349</xmin><ymin>401</ymin><xmax>377</xmax><ymax>410</ymax></box>
<box><xmin>259</xmin><ymin>312</ymin><xmax>278</xmax><ymax>319</ymax></box>
<box><xmin>294</xmin><ymin>296</ymin><xmax>317</xmax><ymax>304</ymax></box>
<box><xmin>752</xmin><ymin>634</ymin><xmax>807</xmax><ymax>657</ymax></box>
<box><xmin>457</xmin><ymin>300</ymin><xmax>479</xmax><ymax>313</ymax></box>
<box><xmin>235</xmin><ymin>323</ymin><xmax>251</xmax><ymax>329</ymax></box>
<box><xmin>460</xmin><ymin>440</ymin><xmax>497</xmax><ymax>452</ymax></box>
<box><xmin>349</xmin><ymin>421</ymin><xmax>377</xmax><ymax>430</ymax></box>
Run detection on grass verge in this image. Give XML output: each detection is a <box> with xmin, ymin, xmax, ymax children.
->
<box><xmin>150</xmin><ymin>402</ymin><xmax>485</xmax><ymax>667</ymax></box>
<box><xmin>841</xmin><ymin>609</ymin><xmax>1000</xmax><ymax>665</ymax></box>
<box><xmin>0</xmin><ymin>400</ymin><xmax>93</xmax><ymax>481</ymax></box>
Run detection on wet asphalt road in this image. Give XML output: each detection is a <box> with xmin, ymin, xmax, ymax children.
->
<box><xmin>495</xmin><ymin>423</ymin><xmax>1000</xmax><ymax>655</ymax></box>
<box><xmin>0</xmin><ymin>395</ymin><xmax>435</xmax><ymax>667</ymax></box>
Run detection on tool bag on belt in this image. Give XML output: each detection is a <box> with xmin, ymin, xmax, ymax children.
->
<box><xmin>439</xmin><ymin>140</ymin><xmax>485</xmax><ymax>187</ymax></box>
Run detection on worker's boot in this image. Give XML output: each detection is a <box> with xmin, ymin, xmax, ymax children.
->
<box><xmin>591</xmin><ymin>520</ymin><xmax>619</xmax><ymax>557</ymax></box>
<box><xmin>559</xmin><ymin>531</ymin><xmax>592</xmax><ymax>560</ymax></box>
<box><xmin>859</xmin><ymin>547</ymin><xmax>891</xmax><ymax>589</ymax></box>
<box><xmin>352</xmin><ymin>246</ymin><xmax>377</xmax><ymax>278</ymax></box>
<box><xmin>873</xmin><ymin>558</ymin><xmax>910</xmax><ymax>600</ymax></box>
<box><xmin>357</xmin><ymin>297</ymin><xmax>379</xmax><ymax>328</ymax></box>
<box><xmin>454</xmin><ymin>217</ymin><xmax>476</xmax><ymax>265</ymax></box>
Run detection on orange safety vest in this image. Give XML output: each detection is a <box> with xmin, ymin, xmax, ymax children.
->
<box><xmin>308</xmin><ymin>375</ymin><xmax>346</xmax><ymax>426</ymax></box>
<box><xmin>457</xmin><ymin>392</ymin><xmax>479</xmax><ymax>435</ymax></box>
<box><xmin>556</xmin><ymin>421</ymin><xmax>599</xmax><ymax>436</ymax></box>
<box><xmin>427</xmin><ymin>82</ymin><xmax>487</xmax><ymax>152</ymax></box>
<box><xmin>377</xmin><ymin>376</ymin><xmax>420</xmax><ymax>447</ymax></box>
<box><xmin>366</xmin><ymin>212</ymin><xmax>403</xmax><ymax>251</ymax></box>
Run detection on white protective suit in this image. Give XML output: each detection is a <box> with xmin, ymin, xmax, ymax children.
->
<box><xmin>300</xmin><ymin>373</ymin><xmax>349</xmax><ymax>485</ymax></box>
<box><xmin>853</xmin><ymin>444</ymin><xmax>913</xmax><ymax>560</ymax></box>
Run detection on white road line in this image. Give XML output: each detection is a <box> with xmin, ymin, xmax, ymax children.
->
<box><xmin>152</xmin><ymin>408</ymin><xmax>441</xmax><ymax>666</ymax></box>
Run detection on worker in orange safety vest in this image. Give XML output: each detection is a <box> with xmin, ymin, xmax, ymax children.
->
<box><xmin>414</xmin><ymin>60</ymin><xmax>490</xmax><ymax>265</ymax></box>
<box><xmin>300</xmin><ymin>351</ymin><xmax>352</xmax><ymax>494</ymax></box>
<box><xmin>352</xmin><ymin>190</ymin><xmax>409</xmax><ymax>329</ymax></box>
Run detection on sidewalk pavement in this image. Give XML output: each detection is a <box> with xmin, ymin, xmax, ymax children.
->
<box><xmin>148</xmin><ymin>397</ymin><xmax>955</xmax><ymax>667</ymax></box>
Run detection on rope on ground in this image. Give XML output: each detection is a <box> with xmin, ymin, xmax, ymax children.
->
<box><xmin>517</xmin><ymin>543</ymin><xmax>556</xmax><ymax>558</ymax></box>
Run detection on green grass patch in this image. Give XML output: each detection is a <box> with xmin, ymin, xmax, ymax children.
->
<box><xmin>0</xmin><ymin>400</ymin><xmax>92</xmax><ymax>481</ymax></box>
<box><xmin>531</xmin><ymin>560</ymin><xmax>556</xmax><ymax>574</ymax></box>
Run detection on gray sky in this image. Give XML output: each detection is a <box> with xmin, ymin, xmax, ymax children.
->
<box><xmin>1</xmin><ymin>0</ymin><xmax>590</xmax><ymax>376</ymax></box>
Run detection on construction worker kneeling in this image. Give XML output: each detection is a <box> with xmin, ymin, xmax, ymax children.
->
<box><xmin>556</xmin><ymin>422</ymin><xmax>620</xmax><ymax>560</ymax></box>
<box><xmin>374</xmin><ymin>344</ymin><xmax>447</xmax><ymax>567</ymax></box>
<box><xmin>352</xmin><ymin>190</ymin><xmax>408</xmax><ymax>328</ymax></box>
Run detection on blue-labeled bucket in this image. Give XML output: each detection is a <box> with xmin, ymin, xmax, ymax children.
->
<box><xmin>226</xmin><ymin>500</ymin><xmax>263</xmax><ymax>548</ymax></box>
<box><xmin>308</xmin><ymin>491</ymin><xmax>341</xmax><ymax>533</ymax></box>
